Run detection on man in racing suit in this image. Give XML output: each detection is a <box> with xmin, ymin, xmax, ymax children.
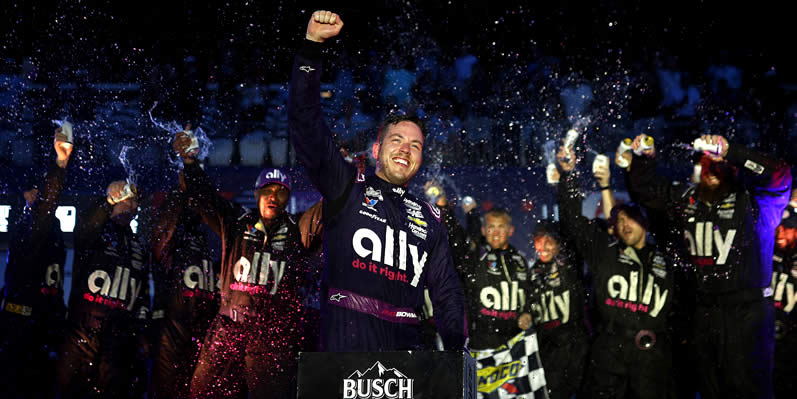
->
<box><xmin>289</xmin><ymin>10</ymin><xmax>466</xmax><ymax>352</ymax></box>
<box><xmin>436</xmin><ymin>196</ymin><xmax>529</xmax><ymax>350</ymax></box>
<box><xmin>558</xmin><ymin>144</ymin><xmax>676</xmax><ymax>399</ymax></box>
<box><xmin>771</xmin><ymin>194</ymin><xmax>797</xmax><ymax>398</ymax></box>
<box><xmin>519</xmin><ymin>221</ymin><xmax>590</xmax><ymax>399</ymax></box>
<box><xmin>149</xmin><ymin>183</ymin><xmax>219</xmax><ymax>399</ymax></box>
<box><xmin>56</xmin><ymin>180</ymin><xmax>151</xmax><ymax>398</ymax></box>
<box><xmin>0</xmin><ymin>127</ymin><xmax>71</xmax><ymax>398</ymax></box>
<box><xmin>175</xmin><ymin>131</ymin><xmax>307</xmax><ymax>398</ymax></box>
<box><xmin>626</xmin><ymin>134</ymin><xmax>792</xmax><ymax>398</ymax></box>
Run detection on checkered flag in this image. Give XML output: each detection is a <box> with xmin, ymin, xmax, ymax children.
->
<box><xmin>471</xmin><ymin>329</ymin><xmax>549</xmax><ymax>399</ymax></box>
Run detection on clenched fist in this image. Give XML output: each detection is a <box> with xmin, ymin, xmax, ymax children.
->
<box><xmin>54</xmin><ymin>127</ymin><xmax>73</xmax><ymax>168</ymax></box>
<box><xmin>306</xmin><ymin>10</ymin><xmax>343</xmax><ymax>43</ymax></box>
<box><xmin>173</xmin><ymin>127</ymin><xmax>195</xmax><ymax>164</ymax></box>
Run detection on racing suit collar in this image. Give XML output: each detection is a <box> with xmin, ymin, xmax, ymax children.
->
<box><xmin>253</xmin><ymin>212</ymin><xmax>288</xmax><ymax>234</ymax></box>
<box><xmin>367</xmin><ymin>174</ymin><xmax>407</xmax><ymax>198</ymax></box>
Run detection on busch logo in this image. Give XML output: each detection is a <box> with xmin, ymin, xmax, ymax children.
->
<box><xmin>606</xmin><ymin>271</ymin><xmax>669</xmax><ymax>317</ymax></box>
<box><xmin>233</xmin><ymin>251</ymin><xmax>285</xmax><ymax>294</ymax></box>
<box><xmin>88</xmin><ymin>266</ymin><xmax>143</xmax><ymax>309</ymax></box>
<box><xmin>352</xmin><ymin>226</ymin><xmax>427</xmax><ymax>287</ymax></box>
<box><xmin>343</xmin><ymin>361</ymin><xmax>413</xmax><ymax>399</ymax></box>
<box><xmin>184</xmin><ymin>259</ymin><xmax>216</xmax><ymax>291</ymax></box>
<box><xmin>684</xmin><ymin>222</ymin><xmax>736</xmax><ymax>265</ymax></box>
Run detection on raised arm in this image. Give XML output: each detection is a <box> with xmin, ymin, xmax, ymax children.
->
<box><xmin>425</xmin><ymin>180</ymin><xmax>473</xmax><ymax>263</ymax></box>
<box><xmin>288</xmin><ymin>11</ymin><xmax>357</xmax><ymax>207</ymax></box>
<box><xmin>174</xmin><ymin>132</ymin><xmax>238</xmax><ymax>237</ymax></box>
<box><xmin>150</xmin><ymin>190</ymin><xmax>186</xmax><ymax>264</ymax></box>
<box><xmin>625</xmin><ymin>135</ymin><xmax>690</xmax><ymax>211</ymax></box>
<box><xmin>594</xmin><ymin>156</ymin><xmax>615</xmax><ymax>219</ymax></box>
<box><xmin>719</xmin><ymin>138</ymin><xmax>792</xmax><ymax>228</ymax></box>
<box><xmin>27</xmin><ymin>127</ymin><xmax>73</xmax><ymax>243</ymax></box>
<box><xmin>555</xmin><ymin>145</ymin><xmax>612</xmax><ymax>268</ymax></box>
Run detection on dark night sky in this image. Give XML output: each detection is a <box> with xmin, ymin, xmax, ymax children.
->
<box><xmin>3</xmin><ymin>1</ymin><xmax>794</xmax><ymax>83</ymax></box>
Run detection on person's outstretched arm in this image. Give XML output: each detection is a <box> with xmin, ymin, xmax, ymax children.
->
<box><xmin>29</xmin><ymin>127</ymin><xmax>72</xmax><ymax>244</ymax></box>
<box><xmin>289</xmin><ymin>11</ymin><xmax>358</xmax><ymax>213</ymax></box>
<box><xmin>555</xmin><ymin>145</ymin><xmax>611</xmax><ymax>270</ymax></box>
<box><xmin>174</xmin><ymin>133</ymin><xmax>239</xmax><ymax>237</ymax></box>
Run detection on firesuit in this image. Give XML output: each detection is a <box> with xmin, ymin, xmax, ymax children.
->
<box><xmin>0</xmin><ymin>163</ymin><xmax>67</xmax><ymax>398</ymax></box>
<box><xmin>149</xmin><ymin>189</ymin><xmax>219</xmax><ymax>399</ymax></box>
<box><xmin>559</xmin><ymin>171</ymin><xmax>675</xmax><ymax>399</ymax></box>
<box><xmin>181</xmin><ymin>162</ymin><xmax>306</xmax><ymax>399</ymax></box>
<box><xmin>526</xmin><ymin>224</ymin><xmax>590</xmax><ymax>399</ymax></box>
<box><xmin>771</xmin><ymin>208</ymin><xmax>797</xmax><ymax>399</ymax></box>
<box><xmin>439</xmin><ymin>204</ymin><xmax>529</xmax><ymax>350</ymax></box>
<box><xmin>627</xmin><ymin>144</ymin><xmax>792</xmax><ymax>398</ymax></box>
<box><xmin>55</xmin><ymin>198</ymin><xmax>151</xmax><ymax>398</ymax></box>
<box><xmin>288</xmin><ymin>39</ymin><xmax>466</xmax><ymax>352</ymax></box>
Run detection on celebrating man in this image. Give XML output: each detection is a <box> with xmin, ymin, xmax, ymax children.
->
<box><xmin>289</xmin><ymin>10</ymin><xmax>466</xmax><ymax>351</ymax></box>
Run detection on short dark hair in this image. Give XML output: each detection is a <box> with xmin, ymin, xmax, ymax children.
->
<box><xmin>376</xmin><ymin>113</ymin><xmax>427</xmax><ymax>144</ymax></box>
<box><xmin>609</xmin><ymin>203</ymin><xmax>649</xmax><ymax>231</ymax></box>
<box><xmin>485</xmin><ymin>208</ymin><xmax>512</xmax><ymax>224</ymax></box>
<box><xmin>533</xmin><ymin>220</ymin><xmax>561</xmax><ymax>243</ymax></box>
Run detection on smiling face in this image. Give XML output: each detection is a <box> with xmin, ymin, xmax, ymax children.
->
<box><xmin>482</xmin><ymin>213</ymin><xmax>514</xmax><ymax>250</ymax></box>
<box><xmin>533</xmin><ymin>234</ymin><xmax>560</xmax><ymax>263</ymax></box>
<box><xmin>776</xmin><ymin>225</ymin><xmax>797</xmax><ymax>250</ymax></box>
<box><xmin>372</xmin><ymin>121</ymin><xmax>424</xmax><ymax>187</ymax></box>
<box><xmin>256</xmin><ymin>183</ymin><xmax>290</xmax><ymax>224</ymax></box>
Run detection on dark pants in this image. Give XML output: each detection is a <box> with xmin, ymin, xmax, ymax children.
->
<box><xmin>150</xmin><ymin>316</ymin><xmax>213</xmax><ymax>399</ymax></box>
<box><xmin>539</xmin><ymin>333</ymin><xmax>589</xmax><ymax>399</ymax></box>
<box><xmin>692</xmin><ymin>297</ymin><xmax>774</xmax><ymax>399</ymax></box>
<box><xmin>55</xmin><ymin>311</ymin><xmax>143</xmax><ymax>398</ymax></box>
<box><xmin>587</xmin><ymin>332</ymin><xmax>672</xmax><ymax>399</ymax></box>
<box><xmin>190</xmin><ymin>314</ymin><xmax>299</xmax><ymax>399</ymax></box>
<box><xmin>774</xmin><ymin>330</ymin><xmax>797</xmax><ymax>399</ymax></box>
<box><xmin>0</xmin><ymin>311</ymin><xmax>61</xmax><ymax>399</ymax></box>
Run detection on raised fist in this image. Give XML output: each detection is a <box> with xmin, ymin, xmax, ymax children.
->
<box><xmin>423</xmin><ymin>180</ymin><xmax>447</xmax><ymax>206</ymax></box>
<box><xmin>615</xmin><ymin>149</ymin><xmax>632</xmax><ymax>169</ymax></box>
<box><xmin>107</xmin><ymin>180</ymin><xmax>137</xmax><ymax>205</ymax></box>
<box><xmin>54</xmin><ymin>127</ymin><xmax>73</xmax><ymax>167</ymax></box>
<box><xmin>594</xmin><ymin>162</ymin><xmax>610</xmax><ymax>188</ymax></box>
<box><xmin>698</xmin><ymin>134</ymin><xmax>729</xmax><ymax>160</ymax></box>
<box><xmin>461</xmin><ymin>196</ymin><xmax>477</xmax><ymax>214</ymax></box>
<box><xmin>306</xmin><ymin>10</ymin><xmax>344</xmax><ymax>43</ymax></box>
<box><xmin>173</xmin><ymin>127</ymin><xmax>195</xmax><ymax>164</ymax></box>
<box><xmin>632</xmin><ymin>134</ymin><xmax>656</xmax><ymax>157</ymax></box>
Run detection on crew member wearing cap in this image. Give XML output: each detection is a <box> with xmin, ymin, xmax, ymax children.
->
<box><xmin>626</xmin><ymin>134</ymin><xmax>792</xmax><ymax>398</ymax></box>
<box><xmin>174</xmin><ymin>132</ymin><xmax>306</xmax><ymax>399</ymax></box>
<box><xmin>56</xmin><ymin>179</ymin><xmax>152</xmax><ymax>398</ymax></box>
<box><xmin>556</xmin><ymin>143</ymin><xmax>676</xmax><ymax>399</ymax></box>
<box><xmin>0</xmin><ymin>126</ymin><xmax>72</xmax><ymax>398</ymax></box>
<box><xmin>772</xmin><ymin>189</ymin><xmax>797</xmax><ymax>399</ymax></box>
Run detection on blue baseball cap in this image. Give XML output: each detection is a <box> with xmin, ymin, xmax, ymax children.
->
<box><xmin>254</xmin><ymin>168</ymin><xmax>291</xmax><ymax>191</ymax></box>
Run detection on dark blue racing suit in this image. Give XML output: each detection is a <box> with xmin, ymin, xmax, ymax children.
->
<box><xmin>289</xmin><ymin>40</ymin><xmax>466</xmax><ymax>352</ymax></box>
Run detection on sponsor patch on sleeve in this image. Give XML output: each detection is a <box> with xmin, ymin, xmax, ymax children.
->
<box><xmin>744</xmin><ymin>160</ymin><xmax>765</xmax><ymax>175</ymax></box>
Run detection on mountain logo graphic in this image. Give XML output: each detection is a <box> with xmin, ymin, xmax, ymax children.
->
<box><xmin>342</xmin><ymin>361</ymin><xmax>414</xmax><ymax>398</ymax></box>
